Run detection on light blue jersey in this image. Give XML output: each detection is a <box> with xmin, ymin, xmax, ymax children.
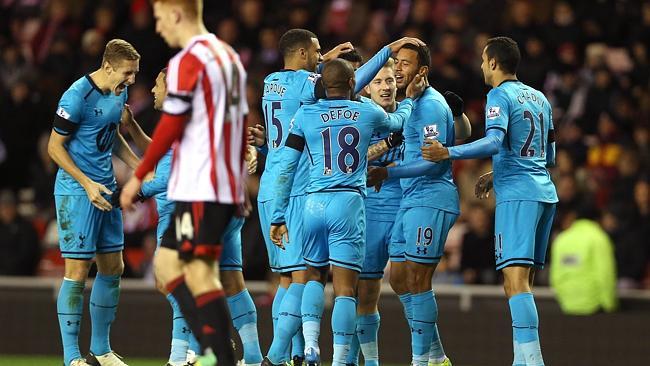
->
<box><xmin>484</xmin><ymin>80</ymin><xmax>558</xmax><ymax>204</ymax></box>
<box><xmin>400</xmin><ymin>87</ymin><xmax>459</xmax><ymax>214</ymax></box>
<box><xmin>53</xmin><ymin>75</ymin><xmax>127</xmax><ymax>195</ymax></box>
<box><xmin>140</xmin><ymin>150</ymin><xmax>174</xmax><ymax>242</ymax></box>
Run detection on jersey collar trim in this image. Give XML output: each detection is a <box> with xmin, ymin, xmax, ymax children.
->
<box><xmin>497</xmin><ymin>79</ymin><xmax>519</xmax><ymax>87</ymax></box>
<box><xmin>85</xmin><ymin>74</ymin><xmax>106</xmax><ymax>95</ymax></box>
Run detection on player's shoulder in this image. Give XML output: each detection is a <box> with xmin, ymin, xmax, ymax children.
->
<box><xmin>64</xmin><ymin>75</ymin><xmax>94</xmax><ymax>98</ymax></box>
<box><xmin>416</xmin><ymin>87</ymin><xmax>450</xmax><ymax>117</ymax></box>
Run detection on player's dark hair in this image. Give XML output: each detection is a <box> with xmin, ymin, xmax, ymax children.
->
<box><xmin>321</xmin><ymin>59</ymin><xmax>354</xmax><ymax>92</ymax></box>
<box><xmin>485</xmin><ymin>37</ymin><xmax>521</xmax><ymax>75</ymax></box>
<box><xmin>400</xmin><ymin>43</ymin><xmax>431</xmax><ymax>69</ymax></box>
<box><xmin>279</xmin><ymin>28</ymin><xmax>317</xmax><ymax>57</ymax></box>
<box><xmin>338</xmin><ymin>49</ymin><xmax>363</xmax><ymax>64</ymax></box>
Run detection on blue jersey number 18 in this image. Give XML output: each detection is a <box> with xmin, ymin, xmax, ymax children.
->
<box><xmin>320</xmin><ymin>126</ymin><xmax>360</xmax><ymax>175</ymax></box>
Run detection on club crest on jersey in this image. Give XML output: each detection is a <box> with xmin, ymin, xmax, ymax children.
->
<box><xmin>56</xmin><ymin>107</ymin><xmax>70</xmax><ymax>120</ymax></box>
<box><xmin>487</xmin><ymin>106</ymin><xmax>501</xmax><ymax>119</ymax></box>
<box><xmin>307</xmin><ymin>73</ymin><xmax>319</xmax><ymax>84</ymax></box>
<box><xmin>423</xmin><ymin>124</ymin><xmax>439</xmax><ymax>139</ymax></box>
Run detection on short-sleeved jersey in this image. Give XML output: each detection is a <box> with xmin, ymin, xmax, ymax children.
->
<box><xmin>53</xmin><ymin>75</ymin><xmax>127</xmax><ymax>195</ymax></box>
<box><xmin>485</xmin><ymin>80</ymin><xmax>558</xmax><ymax>203</ymax></box>
<box><xmin>360</xmin><ymin>97</ymin><xmax>403</xmax><ymax>219</ymax></box>
<box><xmin>290</xmin><ymin>97</ymin><xmax>412</xmax><ymax>194</ymax></box>
<box><xmin>140</xmin><ymin>150</ymin><xmax>174</xmax><ymax>219</ymax></box>
<box><xmin>164</xmin><ymin>33</ymin><xmax>248</xmax><ymax>204</ymax></box>
<box><xmin>400</xmin><ymin>87</ymin><xmax>459</xmax><ymax>214</ymax></box>
<box><xmin>259</xmin><ymin>69</ymin><xmax>320</xmax><ymax>201</ymax></box>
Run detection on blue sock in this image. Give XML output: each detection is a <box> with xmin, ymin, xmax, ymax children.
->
<box><xmin>291</xmin><ymin>325</ymin><xmax>305</xmax><ymax>358</ymax></box>
<box><xmin>345</xmin><ymin>318</ymin><xmax>360</xmax><ymax>365</ymax></box>
<box><xmin>411</xmin><ymin>291</ymin><xmax>436</xmax><ymax>366</ymax></box>
<box><xmin>331</xmin><ymin>296</ymin><xmax>357</xmax><ymax>366</ymax></box>
<box><xmin>58</xmin><ymin>278</ymin><xmax>85</xmax><ymax>366</ymax></box>
<box><xmin>189</xmin><ymin>332</ymin><xmax>201</xmax><ymax>354</ymax></box>
<box><xmin>512</xmin><ymin>328</ymin><xmax>526</xmax><ymax>366</ymax></box>
<box><xmin>166</xmin><ymin>294</ymin><xmax>191</xmax><ymax>363</ymax></box>
<box><xmin>428</xmin><ymin>324</ymin><xmax>446</xmax><ymax>364</ymax></box>
<box><xmin>358</xmin><ymin>313</ymin><xmax>380</xmax><ymax>366</ymax></box>
<box><xmin>227</xmin><ymin>289</ymin><xmax>263</xmax><ymax>364</ymax></box>
<box><xmin>89</xmin><ymin>274</ymin><xmax>120</xmax><ymax>356</ymax></box>
<box><xmin>267</xmin><ymin>283</ymin><xmax>304</xmax><ymax>364</ymax></box>
<box><xmin>398</xmin><ymin>293</ymin><xmax>413</xmax><ymax>328</ymax></box>
<box><xmin>301</xmin><ymin>281</ymin><xmax>325</xmax><ymax>351</ymax></box>
<box><xmin>509</xmin><ymin>292</ymin><xmax>544</xmax><ymax>366</ymax></box>
<box><xmin>272</xmin><ymin>286</ymin><xmax>288</xmax><ymax>332</ymax></box>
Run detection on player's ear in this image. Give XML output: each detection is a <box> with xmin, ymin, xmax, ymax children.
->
<box><xmin>298</xmin><ymin>47</ymin><xmax>307</xmax><ymax>61</ymax></box>
<box><xmin>419</xmin><ymin>65</ymin><xmax>429</xmax><ymax>77</ymax></box>
<box><xmin>490</xmin><ymin>58</ymin><xmax>497</xmax><ymax>71</ymax></box>
<box><xmin>364</xmin><ymin>84</ymin><xmax>370</xmax><ymax>95</ymax></box>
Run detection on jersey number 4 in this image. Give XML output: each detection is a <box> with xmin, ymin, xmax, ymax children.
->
<box><xmin>321</xmin><ymin>126</ymin><xmax>360</xmax><ymax>175</ymax></box>
<box><xmin>520</xmin><ymin>110</ymin><xmax>545</xmax><ymax>158</ymax></box>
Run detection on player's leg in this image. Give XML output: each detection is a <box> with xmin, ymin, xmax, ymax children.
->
<box><xmin>388</xmin><ymin>209</ymin><xmax>411</xmax><ymax>329</ymax></box>
<box><xmin>331</xmin><ymin>266</ymin><xmax>360</xmax><ymax>366</ymax></box>
<box><xmin>220</xmin><ymin>217</ymin><xmax>263</xmax><ymax>366</ymax></box>
<box><xmin>55</xmin><ymin>195</ymin><xmax>98</xmax><ymax>366</ymax></box>
<box><xmin>404</xmin><ymin>208</ymin><xmax>457</xmax><ymax>366</ymax></box>
<box><xmin>498</xmin><ymin>201</ymin><xmax>550</xmax><ymax>366</ymax></box>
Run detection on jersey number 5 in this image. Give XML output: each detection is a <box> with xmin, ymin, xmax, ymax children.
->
<box><xmin>521</xmin><ymin>110</ymin><xmax>545</xmax><ymax>158</ymax></box>
<box><xmin>321</xmin><ymin>126</ymin><xmax>360</xmax><ymax>175</ymax></box>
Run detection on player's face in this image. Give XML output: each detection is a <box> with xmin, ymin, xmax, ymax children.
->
<box><xmin>108</xmin><ymin>59</ymin><xmax>139</xmax><ymax>96</ymax></box>
<box><xmin>366</xmin><ymin>66</ymin><xmax>397</xmax><ymax>110</ymax></box>
<box><xmin>480</xmin><ymin>47</ymin><xmax>494</xmax><ymax>86</ymax></box>
<box><xmin>154</xmin><ymin>2</ymin><xmax>179</xmax><ymax>48</ymax></box>
<box><xmin>306</xmin><ymin>38</ymin><xmax>323</xmax><ymax>72</ymax></box>
<box><xmin>151</xmin><ymin>72</ymin><xmax>167</xmax><ymax>111</ymax></box>
<box><xmin>394</xmin><ymin>48</ymin><xmax>420</xmax><ymax>91</ymax></box>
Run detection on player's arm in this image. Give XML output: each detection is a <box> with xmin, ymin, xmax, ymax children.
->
<box><xmin>546</xmin><ymin>108</ymin><xmax>556</xmax><ymax>168</ymax></box>
<box><xmin>120</xmin><ymin>104</ymin><xmax>151</xmax><ymax>152</ymax></box>
<box><xmin>367</xmin><ymin>132</ymin><xmax>402</xmax><ymax>162</ymax></box>
<box><xmin>247</xmin><ymin>124</ymin><xmax>268</xmax><ymax>156</ymax></box>
<box><xmin>113</xmin><ymin>131</ymin><xmax>140</xmax><ymax>170</ymax></box>
<box><xmin>140</xmin><ymin>151</ymin><xmax>172</xmax><ymax>198</ymax></box>
<box><xmin>443</xmin><ymin>91</ymin><xmax>472</xmax><ymax>141</ymax></box>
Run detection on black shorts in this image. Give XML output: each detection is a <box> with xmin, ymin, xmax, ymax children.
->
<box><xmin>161</xmin><ymin>201</ymin><xmax>237</xmax><ymax>261</ymax></box>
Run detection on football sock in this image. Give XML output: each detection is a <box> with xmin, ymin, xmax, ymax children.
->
<box><xmin>189</xmin><ymin>332</ymin><xmax>202</xmax><ymax>354</ymax></box>
<box><xmin>398</xmin><ymin>293</ymin><xmax>413</xmax><ymax>328</ymax></box>
<box><xmin>167</xmin><ymin>294</ymin><xmax>191</xmax><ymax>363</ymax></box>
<box><xmin>196</xmin><ymin>290</ymin><xmax>235</xmax><ymax>365</ymax></box>
<box><xmin>291</xmin><ymin>324</ymin><xmax>305</xmax><ymax>358</ymax></box>
<box><xmin>331</xmin><ymin>296</ymin><xmax>357</xmax><ymax>366</ymax></box>
<box><xmin>227</xmin><ymin>289</ymin><xmax>263</xmax><ymax>364</ymax></box>
<box><xmin>358</xmin><ymin>313</ymin><xmax>380</xmax><ymax>366</ymax></box>
<box><xmin>301</xmin><ymin>281</ymin><xmax>325</xmax><ymax>351</ymax></box>
<box><xmin>428</xmin><ymin>324</ymin><xmax>447</xmax><ymax>364</ymax></box>
<box><xmin>345</xmin><ymin>322</ymin><xmax>360</xmax><ymax>365</ymax></box>
<box><xmin>267</xmin><ymin>283</ymin><xmax>305</xmax><ymax>364</ymax></box>
<box><xmin>89</xmin><ymin>273</ymin><xmax>120</xmax><ymax>356</ymax></box>
<box><xmin>509</xmin><ymin>292</ymin><xmax>544</xmax><ymax>366</ymax></box>
<box><xmin>512</xmin><ymin>328</ymin><xmax>526</xmax><ymax>366</ymax></box>
<box><xmin>57</xmin><ymin>278</ymin><xmax>85</xmax><ymax>366</ymax></box>
<box><xmin>272</xmin><ymin>285</ymin><xmax>287</xmax><ymax>332</ymax></box>
<box><xmin>167</xmin><ymin>276</ymin><xmax>202</xmax><ymax>339</ymax></box>
<box><xmin>411</xmin><ymin>290</ymin><xmax>436</xmax><ymax>366</ymax></box>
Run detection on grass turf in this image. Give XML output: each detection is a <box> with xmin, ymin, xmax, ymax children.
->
<box><xmin>0</xmin><ymin>355</ymin><xmax>167</xmax><ymax>366</ymax></box>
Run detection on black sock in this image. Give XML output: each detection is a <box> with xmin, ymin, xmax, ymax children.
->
<box><xmin>167</xmin><ymin>275</ymin><xmax>202</xmax><ymax>347</ymax></box>
<box><xmin>196</xmin><ymin>290</ymin><xmax>235</xmax><ymax>365</ymax></box>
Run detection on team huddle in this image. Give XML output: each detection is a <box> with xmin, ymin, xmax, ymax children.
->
<box><xmin>48</xmin><ymin>1</ymin><xmax>557</xmax><ymax>366</ymax></box>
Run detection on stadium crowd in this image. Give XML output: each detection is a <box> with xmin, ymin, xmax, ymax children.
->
<box><xmin>0</xmin><ymin>0</ymin><xmax>648</xmax><ymax>289</ymax></box>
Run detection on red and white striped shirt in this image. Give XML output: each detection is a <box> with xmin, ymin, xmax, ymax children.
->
<box><xmin>163</xmin><ymin>34</ymin><xmax>248</xmax><ymax>204</ymax></box>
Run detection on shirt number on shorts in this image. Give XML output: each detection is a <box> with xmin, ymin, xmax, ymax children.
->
<box><xmin>320</xmin><ymin>126</ymin><xmax>360</xmax><ymax>175</ymax></box>
<box><xmin>416</xmin><ymin>226</ymin><xmax>433</xmax><ymax>246</ymax></box>
<box><xmin>175</xmin><ymin>212</ymin><xmax>194</xmax><ymax>241</ymax></box>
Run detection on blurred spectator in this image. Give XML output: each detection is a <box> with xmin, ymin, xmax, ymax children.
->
<box><xmin>460</xmin><ymin>204</ymin><xmax>497</xmax><ymax>285</ymax></box>
<box><xmin>550</xmin><ymin>204</ymin><xmax>617</xmax><ymax>315</ymax></box>
<box><xmin>0</xmin><ymin>190</ymin><xmax>40</xmax><ymax>276</ymax></box>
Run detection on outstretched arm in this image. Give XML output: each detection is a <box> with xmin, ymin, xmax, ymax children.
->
<box><xmin>421</xmin><ymin>128</ymin><xmax>505</xmax><ymax>162</ymax></box>
<box><xmin>120</xmin><ymin>104</ymin><xmax>151</xmax><ymax>152</ymax></box>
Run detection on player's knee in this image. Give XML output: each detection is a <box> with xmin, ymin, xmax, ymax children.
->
<box><xmin>98</xmin><ymin>258</ymin><xmax>124</xmax><ymax>276</ymax></box>
<box><xmin>220</xmin><ymin>271</ymin><xmax>245</xmax><ymax>297</ymax></box>
<box><xmin>64</xmin><ymin>259</ymin><xmax>92</xmax><ymax>281</ymax></box>
<box><xmin>389</xmin><ymin>271</ymin><xmax>407</xmax><ymax>295</ymax></box>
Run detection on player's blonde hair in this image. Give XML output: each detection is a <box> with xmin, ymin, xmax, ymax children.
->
<box><xmin>102</xmin><ymin>39</ymin><xmax>140</xmax><ymax>67</ymax></box>
<box><xmin>383</xmin><ymin>57</ymin><xmax>395</xmax><ymax>69</ymax></box>
<box><xmin>151</xmin><ymin>0</ymin><xmax>202</xmax><ymax>20</ymax></box>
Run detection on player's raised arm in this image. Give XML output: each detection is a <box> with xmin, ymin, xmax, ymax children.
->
<box><xmin>443</xmin><ymin>91</ymin><xmax>472</xmax><ymax>141</ymax></box>
<box><xmin>120</xmin><ymin>104</ymin><xmax>151</xmax><ymax>152</ymax></box>
<box><xmin>373</xmin><ymin>72</ymin><xmax>425</xmax><ymax>133</ymax></box>
<box><xmin>113</xmin><ymin>131</ymin><xmax>140</xmax><ymax>170</ymax></box>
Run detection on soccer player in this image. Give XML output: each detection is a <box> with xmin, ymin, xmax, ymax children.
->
<box><xmin>367</xmin><ymin>44</ymin><xmax>461</xmax><ymax>366</ymax></box>
<box><xmin>121</xmin><ymin>69</ymin><xmax>263</xmax><ymax>366</ymax></box>
<box><xmin>48</xmin><ymin>39</ymin><xmax>140</xmax><ymax>366</ymax></box>
<box><xmin>420</xmin><ymin>37</ymin><xmax>557</xmax><ymax>366</ymax></box>
<box><xmin>267</xmin><ymin>59</ymin><xmax>424</xmax><ymax>366</ymax></box>
<box><xmin>120</xmin><ymin>1</ymin><xmax>248</xmax><ymax>365</ymax></box>
<box><xmin>253</xmin><ymin>29</ymin><xmax>425</xmax><ymax>366</ymax></box>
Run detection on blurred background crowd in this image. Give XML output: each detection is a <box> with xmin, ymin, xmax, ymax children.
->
<box><xmin>0</xmin><ymin>0</ymin><xmax>648</xmax><ymax>294</ymax></box>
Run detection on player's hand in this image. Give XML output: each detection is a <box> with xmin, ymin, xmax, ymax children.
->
<box><xmin>247</xmin><ymin>124</ymin><xmax>266</xmax><ymax>147</ymax></box>
<box><xmin>406</xmin><ymin>72</ymin><xmax>426</xmax><ymax>99</ymax></box>
<box><xmin>245</xmin><ymin>145</ymin><xmax>258</xmax><ymax>174</ymax></box>
<box><xmin>120</xmin><ymin>104</ymin><xmax>135</xmax><ymax>127</ymax></box>
<box><xmin>82</xmin><ymin>180</ymin><xmax>113</xmax><ymax>211</ymax></box>
<box><xmin>236</xmin><ymin>185</ymin><xmax>253</xmax><ymax>218</ymax></box>
<box><xmin>270</xmin><ymin>224</ymin><xmax>288</xmax><ymax>250</ymax></box>
<box><xmin>387</xmin><ymin>37</ymin><xmax>426</xmax><ymax>53</ymax></box>
<box><xmin>421</xmin><ymin>139</ymin><xmax>449</xmax><ymax>162</ymax></box>
<box><xmin>367</xmin><ymin>166</ymin><xmax>388</xmax><ymax>192</ymax></box>
<box><xmin>322</xmin><ymin>42</ymin><xmax>354</xmax><ymax>62</ymax></box>
<box><xmin>475</xmin><ymin>171</ymin><xmax>494</xmax><ymax>199</ymax></box>
<box><xmin>120</xmin><ymin>176</ymin><xmax>143</xmax><ymax>210</ymax></box>
<box><xmin>443</xmin><ymin>91</ymin><xmax>464</xmax><ymax>117</ymax></box>
<box><xmin>384</xmin><ymin>131</ymin><xmax>403</xmax><ymax>148</ymax></box>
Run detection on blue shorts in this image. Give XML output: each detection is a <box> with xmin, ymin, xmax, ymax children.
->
<box><xmin>281</xmin><ymin>195</ymin><xmax>307</xmax><ymax>273</ymax></box>
<box><xmin>495</xmin><ymin>201</ymin><xmax>556</xmax><ymax>270</ymax></box>
<box><xmin>360</xmin><ymin>218</ymin><xmax>394</xmax><ymax>279</ymax></box>
<box><xmin>156</xmin><ymin>210</ymin><xmax>174</xmax><ymax>245</ymax></box>
<box><xmin>392</xmin><ymin>207</ymin><xmax>458</xmax><ymax>265</ymax></box>
<box><xmin>55</xmin><ymin>195</ymin><xmax>124</xmax><ymax>259</ymax></box>
<box><xmin>302</xmin><ymin>191</ymin><xmax>365</xmax><ymax>272</ymax></box>
<box><xmin>221</xmin><ymin>216</ymin><xmax>245</xmax><ymax>271</ymax></box>
<box><xmin>258</xmin><ymin>199</ymin><xmax>281</xmax><ymax>272</ymax></box>
<box><xmin>388</xmin><ymin>209</ymin><xmax>406</xmax><ymax>263</ymax></box>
